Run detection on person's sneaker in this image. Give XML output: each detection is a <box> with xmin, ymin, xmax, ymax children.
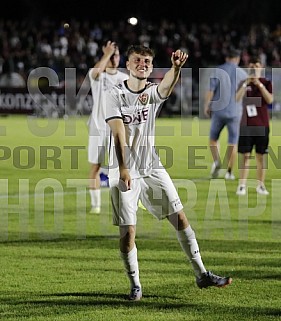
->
<box><xmin>225</xmin><ymin>172</ymin><xmax>235</xmax><ymax>180</ymax></box>
<box><xmin>256</xmin><ymin>185</ymin><xmax>269</xmax><ymax>195</ymax></box>
<box><xmin>90</xmin><ymin>206</ymin><xmax>101</xmax><ymax>214</ymax></box>
<box><xmin>128</xmin><ymin>286</ymin><xmax>142</xmax><ymax>301</ymax></box>
<box><xmin>236</xmin><ymin>185</ymin><xmax>246</xmax><ymax>196</ymax></box>
<box><xmin>210</xmin><ymin>161</ymin><xmax>221</xmax><ymax>178</ymax></box>
<box><xmin>196</xmin><ymin>271</ymin><xmax>232</xmax><ymax>289</ymax></box>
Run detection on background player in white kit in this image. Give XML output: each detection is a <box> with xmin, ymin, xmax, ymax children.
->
<box><xmin>105</xmin><ymin>45</ymin><xmax>232</xmax><ymax>301</ymax></box>
<box><xmin>88</xmin><ymin>40</ymin><xmax>128</xmax><ymax>213</ymax></box>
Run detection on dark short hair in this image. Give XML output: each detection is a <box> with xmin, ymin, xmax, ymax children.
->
<box><xmin>249</xmin><ymin>56</ymin><xmax>261</xmax><ymax>64</ymax></box>
<box><xmin>226</xmin><ymin>48</ymin><xmax>241</xmax><ymax>58</ymax></box>
<box><xmin>126</xmin><ymin>45</ymin><xmax>155</xmax><ymax>58</ymax></box>
<box><xmin>2</xmin><ymin>59</ymin><xmax>14</xmax><ymax>73</ymax></box>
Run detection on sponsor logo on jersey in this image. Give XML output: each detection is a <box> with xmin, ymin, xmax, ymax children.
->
<box><xmin>123</xmin><ymin>108</ymin><xmax>149</xmax><ymax>125</ymax></box>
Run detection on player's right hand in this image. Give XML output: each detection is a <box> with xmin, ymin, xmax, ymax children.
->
<box><xmin>119</xmin><ymin>169</ymin><xmax>131</xmax><ymax>192</ymax></box>
<box><xmin>102</xmin><ymin>40</ymin><xmax>117</xmax><ymax>56</ymax></box>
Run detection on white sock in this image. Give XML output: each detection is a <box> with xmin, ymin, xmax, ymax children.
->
<box><xmin>176</xmin><ymin>226</ymin><xmax>207</xmax><ymax>278</ymax></box>
<box><xmin>89</xmin><ymin>189</ymin><xmax>101</xmax><ymax>208</ymax></box>
<box><xmin>120</xmin><ymin>245</ymin><xmax>141</xmax><ymax>289</ymax></box>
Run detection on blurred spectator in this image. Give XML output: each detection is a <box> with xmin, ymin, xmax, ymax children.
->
<box><xmin>1</xmin><ymin>17</ymin><xmax>281</xmax><ymax>115</ymax></box>
<box><xmin>203</xmin><ymin>48</ymin><xmax>248</xmax><ymax>180</ymax></box>
<box><xmin>0</xmin><ymin>58</ymin><xmax>26</xmax><ymax>87</ymax></box>
<box><xmin>1</xmin><ymin>17</ymin><xmax>281</xmax><ymax>79</ymax></box>
<box><xmin>235</xmin><ymin>56</ymin><xmax>273</xmax><ymax>196</ymax></box>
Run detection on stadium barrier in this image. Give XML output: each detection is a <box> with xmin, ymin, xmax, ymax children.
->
<box><xmin>0</xmin><ymin>87</ymin><xmax>93</xmax><ymax>117</ymax></box>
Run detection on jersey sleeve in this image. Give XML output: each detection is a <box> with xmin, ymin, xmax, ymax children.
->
<box><xmin>150</xmin><ymin>83</ymin><xmax>167</xmax><ymax>104</ymax></box>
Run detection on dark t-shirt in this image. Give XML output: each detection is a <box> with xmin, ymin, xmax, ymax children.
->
<box><xmin>240</xmin><ymin>78</ymin><xmax>272</xmax><ymax>127</ymax></box>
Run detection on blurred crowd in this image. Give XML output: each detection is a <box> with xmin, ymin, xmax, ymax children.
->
<box><xmin>1</xmin><ymin>17</ymin><xmax>281</xmax><ymax>87</ymax></box>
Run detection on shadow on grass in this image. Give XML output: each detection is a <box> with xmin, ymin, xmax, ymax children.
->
<box><xmin>1</xmin><ymin>291</ymin><xmax>281</xmax><ymax>320</ymax></box>
<box><xmin>1</xmin><ymin>236</ymin><xmax>280</xmax><ymax>290</ymax></box>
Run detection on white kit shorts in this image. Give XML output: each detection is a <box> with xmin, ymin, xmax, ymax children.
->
<box><xmin>110</xmin><ymin>168</ymin><xmax>183</xmax><ymax>226</ymax></box>
<box><xmin>88</xmin><ymin>130</ymin><xmax>109</xmax><ymax>164</ymax></box>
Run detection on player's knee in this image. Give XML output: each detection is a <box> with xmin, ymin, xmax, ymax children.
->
<box><xmin>168</xmin><ymin>211</ymin><xmax>188</xmax><ymax>230</ymax></box>
<box><xmin>120</xmin><ymin>225</ymin><xmax>135</xmax><ymax>240</ymax></box>
<box><xmin>177</xmin><ymin>211</ymin><xmax>189</xmax><ymax>229</ymax></box>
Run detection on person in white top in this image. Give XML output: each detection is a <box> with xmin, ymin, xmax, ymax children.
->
<box><xmin>105</xmin><ymin>45</ymin><xmax>232</xmax><ymax>301</ymax></box>
<box><xmin>88</xmin><ymin>40</ymin><xmax>128</xmax><ymax>213</ymax></box>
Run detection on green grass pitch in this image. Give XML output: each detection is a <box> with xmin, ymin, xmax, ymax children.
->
<box><xmin>0</xmin><ymin>115</ymin><xmax>281</xmax><ymax>321</ymax></box>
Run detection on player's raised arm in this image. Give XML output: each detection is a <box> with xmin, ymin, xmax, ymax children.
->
<box><xmin>90</xmin><ymin>40</ymin><xmax>117</xmax><ymax>80</ymax></box>
<box><xmin>158</xmin><ymin>49</ymin><xmax>188</xmax><ymax>98</ymax></box>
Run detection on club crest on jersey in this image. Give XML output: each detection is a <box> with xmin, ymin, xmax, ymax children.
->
<box><xmin>138</xmin><ymin>93</ymin><xmax>149</xmax><ymax>105</ymax></box>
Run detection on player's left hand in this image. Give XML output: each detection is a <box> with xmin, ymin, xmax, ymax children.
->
<box><xmin>172</xmin><ymin>50</ymin><xmax>188</xmax><ymax>68</ymax></box>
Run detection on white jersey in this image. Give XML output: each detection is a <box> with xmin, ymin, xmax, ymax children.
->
<box><xmin>105</xmin><ymin>81</ymin><xmax>167</xmax><ymax>180</ymax></box>
<box><xmin>89</xmin><ymin>69</ymin><xmax>128</xmax><ymax>134</ymax></box>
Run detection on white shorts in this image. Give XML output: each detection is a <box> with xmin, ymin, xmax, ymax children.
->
<box><xmin>88</xmin><ymin>130</ymin><xmax>109</xmax><ymax>164</ymax></box>
<box><xmin>110</xmin><ymin>169</ymin><xmax>183</xmax><ymax>226</ymax></box>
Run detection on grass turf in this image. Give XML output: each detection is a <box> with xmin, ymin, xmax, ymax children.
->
<box><xmin>0</xmin><ymin>115</ymin><xmax>280</xmax><ymax>321</ymax></box>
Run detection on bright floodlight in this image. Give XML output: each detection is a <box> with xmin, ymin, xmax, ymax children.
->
<box><xmin>128</xmin><ymin>17</ymin><xmax>138</xmax><ymax>26</ymax></box>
